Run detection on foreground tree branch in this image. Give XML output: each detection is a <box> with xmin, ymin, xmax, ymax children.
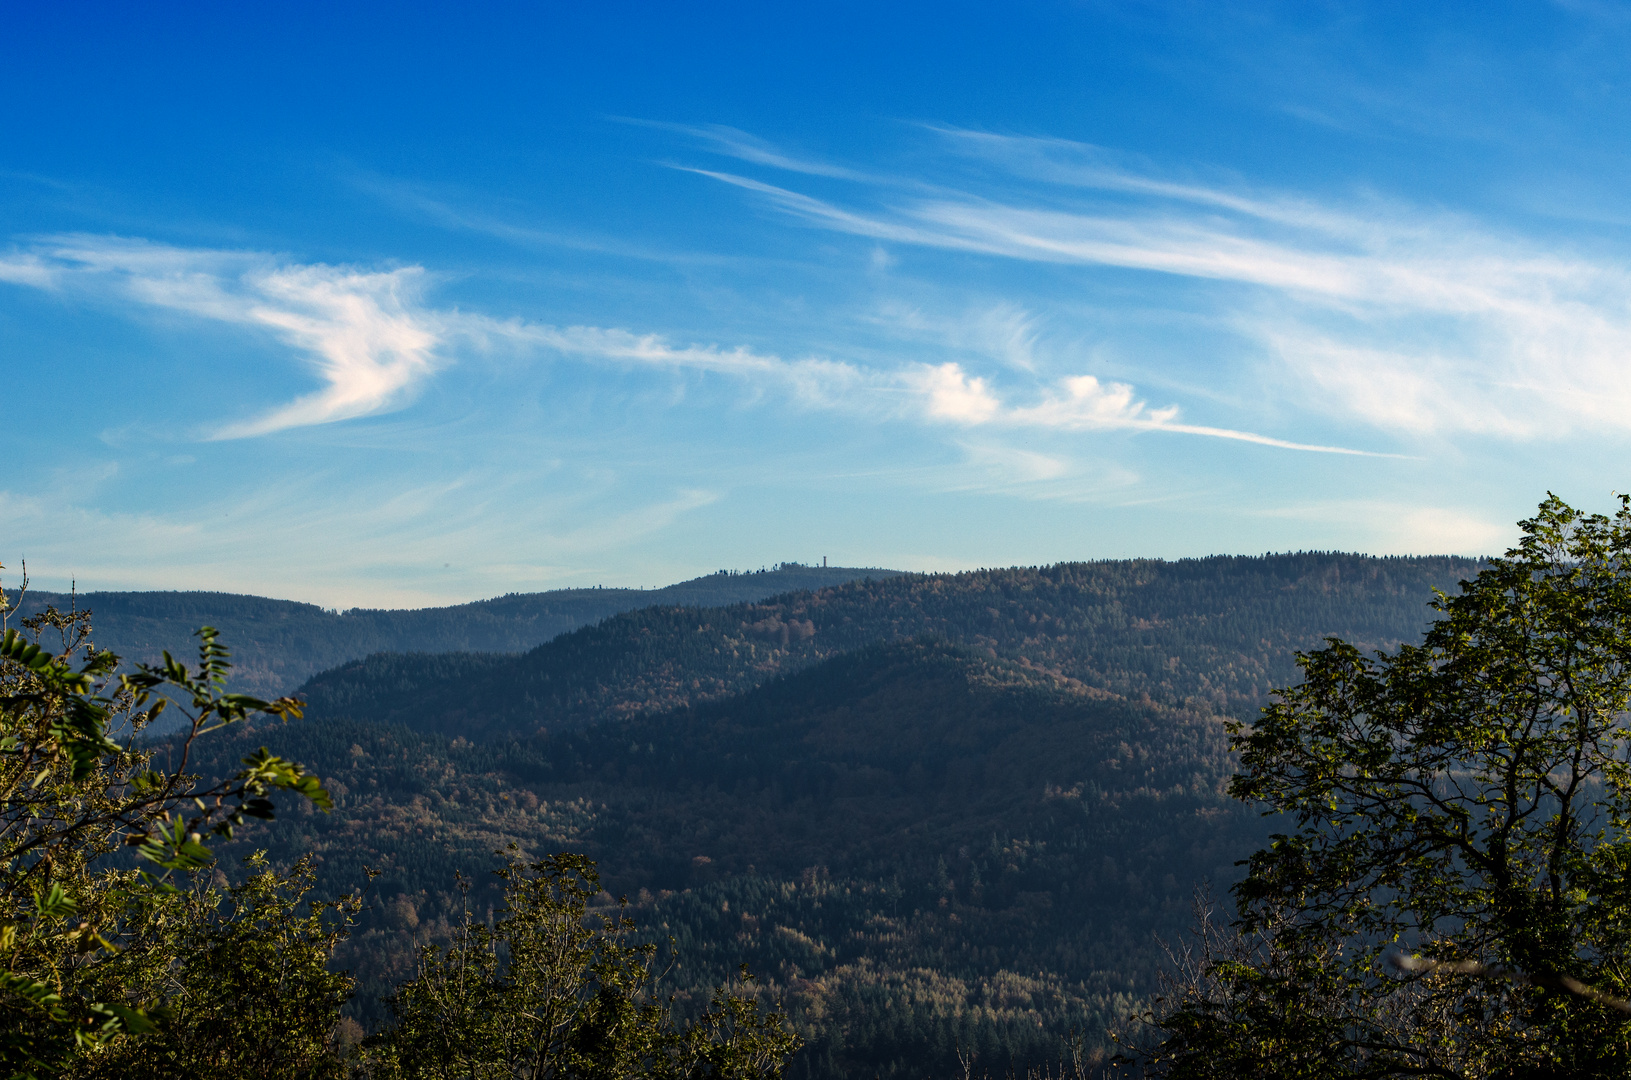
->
<box><xmin>1129</xmin><ymin>494</ymin><xmax>1631</xmax><ymax>1079</ymax></box>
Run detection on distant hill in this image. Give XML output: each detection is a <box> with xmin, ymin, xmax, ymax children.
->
<box><xmin>169</xmin><ymin>551</ymin><xmax>1483</xmax><ymax>1077</ymax></box>
<box><xmin>301</xmin><ymin>552</ymin><xmax>1481</xmax><ymax>734</ymax></box>
<box><xmin>11</xmin><ymin>563</ymin><xmax>899</xmax><ymax>698</ymax></box>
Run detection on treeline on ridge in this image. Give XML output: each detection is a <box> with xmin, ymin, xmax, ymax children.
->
<box><xmin>299</xmin><ymin>552</ymin><xmax>1478</xmax><ymax>737</ymax></box>
<box><xmin>170</xmin><ymin>552</ymin><xmax>1476</xmax><ymax>1078</ymax></box>
<box><xmin>18</xmin><ymin>563</ymin><xmax>897</xmax><ymax>701</ymax></box>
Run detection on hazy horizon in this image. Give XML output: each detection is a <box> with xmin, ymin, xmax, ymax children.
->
<box><xmin>6</xmin><ymin>549</ymin><xmax>1491</xmax><ymax>615</ymax></box>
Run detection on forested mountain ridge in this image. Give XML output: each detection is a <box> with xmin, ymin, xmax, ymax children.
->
<box><xmin>156</xmin><ymin>551</ymin><xmax>1486</xmax><ymax>1076</ymax></box>
<box><xmin>300</xmin><ymin>552</ymin><xmax>1481</xmax><ymax>737</ymax></box>
<box><xmin>15</xmin><ymin>563</ymin><xmax>895</xmax><ymax>699</ymax></box>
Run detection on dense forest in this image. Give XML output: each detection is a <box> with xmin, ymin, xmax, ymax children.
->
<box><xmin>19</xmin><ymin>563</ymin><xmax>895</xmax><ymax>700</ymax></box>
<box><xmin>153</xmin><ymin>552</ymin><xmax>1480</xmax><ymax>1078</ymax></box>
<box><xmin>299</xmin><ymin>552</ymin><xmax>1476</xmax><ymax>734</ymax></box>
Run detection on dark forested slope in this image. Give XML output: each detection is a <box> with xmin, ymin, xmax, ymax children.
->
<box><xmin>177</xmin><ymin>551</ymin><xmax>1481</xmax><ymax>1077</ymax></box>
<box><xmin>301</xmin><ymin>552</ymin><xmax>1479</xmax><ymax>735</ymax></box>
<box><xmin>17</xmin><ymin>563</ymin><xmax>894</xmax><ymax>698</ymax></box>
<box><xmin>193</xmin><ymin>640</ymin><xmax>1262</xmax><ymax>1078</ymax></box>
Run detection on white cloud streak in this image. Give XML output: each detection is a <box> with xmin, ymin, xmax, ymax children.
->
<box><xmin>688</xmin><ymin>128</ymin><xmax>1631</xmax><ymax>441</ymax></box>
<box><xmin>620</xmin><ymin>119</ymin><xmax>876</xmax><ymax>181</ymax></box>
<box><xmin>0</xmin><ymin>232</ymin><xmax>1374</xmax><ymax>454</ymax></box>
<box><xmin>221</xmin><ymin>265</ymin><xmax>438</xmax><ymax>438</ymax></box>
<box><xmin>15</xmin><ymin>236</ymin><xmax>441</xmax><ymax>438</ymax></box>
<box><xmin>478</xmin><ymin>318</ymin><xmax>1382</xmax><ymax>454</ymax></box>
<box><xmin>0</xmin><ymin>254</ymin><xmax>56</xmax><ymax>287</ymax></box>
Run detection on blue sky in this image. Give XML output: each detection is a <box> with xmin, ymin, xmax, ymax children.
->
<box><xmin>5</xmin><ymin>2</ymin><xmax>1631</xmax><ymax>607</ymax></box>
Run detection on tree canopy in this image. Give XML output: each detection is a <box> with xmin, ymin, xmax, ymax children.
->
<box><xmin>1140</xmin><ymin>495</ymin><xmax>1631</xmax><ymax>1078</ymax></box>
<box><xmin>372</xmin><ymin>852</ymin><xmax>798</xmax><ymax>1079</ymax></box>
<box><xmin>0</xmin><ymin>576</ymin><xmax>331</xmax><ymax>1077</ymax></box>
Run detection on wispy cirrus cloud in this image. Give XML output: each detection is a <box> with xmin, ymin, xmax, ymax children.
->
<box><xmin>480</xmin><ymin>317</ymin><xmax>1381</xmax><ymax>453</ymax></box>
<box><xmin>899</xmin><ymin>362</ymin><xmax>1377</xmax><ymax>453</ymax></box>
<box><xmin>0</xmin><ymin>253</ymin><xmax>55</xmax><ymax>287</ymax></box>
<box><xmin>222</xmin><ymin>263</ymin><xmax>438</xmax><ymax>438</ymax></box>
<box><xmin>683</xmin><ymin>127</ymin><xmax>1631</xmax><ymax>441</ymax></box>
<box><xmin>16</xmin><ymin>236</ymin><xmax>441</xmax><ymax>439</ymax></box>
<box><xmin>617</xmin><ymin>118</ymin><xmax>877</xmax><ymax>182</ymax></box>
<box><xmin>0</xmin><ymin>233</ymin><xmax>1375</xmax><ymax>454</ymax></box>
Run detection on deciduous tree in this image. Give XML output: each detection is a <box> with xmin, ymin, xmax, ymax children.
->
<box><xmin>0</xmin><ymin>571</ymin><xmax>332</xmax><ymax>1077</ymax></box>
<box><xmin>1137</xmin><ymin>495</ymin><xmax>1631</xmax><ymax>1078</ymax></box>
<box><xmin>370</xmin><ymin>851</ymin><xmax>800</xmax><ymax>1079</ymax></box>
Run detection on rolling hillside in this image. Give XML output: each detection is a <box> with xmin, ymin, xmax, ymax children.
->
<box><xmin>166</xmin><ymin>551</ymin><xmax>1480</xmax><ymax>1077</ymax></box>
<box><xmin>300</xmin><ymin>552</ymin><xmax>1480</xmax><ymax>734</ymax></box>
<box><xmin>14</xmin><ymin>563</ymin><xmax>897</xmax><ymax>698</ymax></box>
